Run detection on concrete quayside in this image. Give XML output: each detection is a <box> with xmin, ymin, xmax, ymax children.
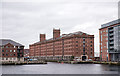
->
<box><xmin>1</xmin><ymin>61</ymin><xmax>47</xmax><ymax>65</ymax></box>
<box><xmin>1</xmin><ymin>60</ymin><xmax>120</xmax><ymax>66</ymax></box>
<box><xmin>46</xmin><ymin>60</ymin><xmax>120</xmax><ymax>66</ymax></box>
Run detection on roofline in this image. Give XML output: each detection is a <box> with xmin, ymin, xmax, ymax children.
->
<box><xmin>30</xmin><ymin>32</ymin><xmax>94</xmax><ymax>46</ymax></box>
<box><xmin>99</xmin><ymin>23</ymin><xmax>120</xmax><ymax>30</ymax></box>
<box><xmin>1</xmin><ymin>42</ymin><xmax>24</xmax><ymax>46</ymax></box>
<box><xmin>0</xmin><ymin>39</ymin><xmax>24</xmax><ymax>46</ymax></box>
<box><xmin>100</xmin><ymin>19</ymin><xmax>120</xmax><ymax>29</ymax></box>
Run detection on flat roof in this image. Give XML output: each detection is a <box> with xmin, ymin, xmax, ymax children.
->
<box><xmin>101</xmin><ymin>19</ymin><xmax>120</xmax><ymax>29</ymax></box>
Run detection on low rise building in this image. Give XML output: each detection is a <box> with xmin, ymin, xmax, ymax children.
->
<box><xmin>0</xmin><ymin>39</ymin><xmax>24</xmax><ymax>62</ymax></box>
<box><xmin>24</xmin><ymin>49</ymin><xmax>29</xmax><ymax>57</ymax></box>
<box><xmin>29</xmin><ymin>29</ymin><xmax>94</xmax><ymax>61</ymax></box>
<box><xmin>99</xmin><ymin>19</ymin><xmax>120</xmax><ymax>61</ymax></box>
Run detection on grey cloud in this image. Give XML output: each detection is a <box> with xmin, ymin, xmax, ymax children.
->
<box><xmin>1</xmin><ymin>1</ymin><xmax>118</xmax><ymax>57</ymax></box>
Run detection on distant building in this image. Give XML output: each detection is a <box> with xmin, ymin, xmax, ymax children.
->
<box><xmin>99</xmin><ymin>19</ymin><xmax>120</xmax><ymax>61</ymax></box>
<box><xmin>29</xmin><ymin>29</ymin><xmax>94</xmax><ymax>61</ymax></box>
<box><xmin>94</xmin><ymin>52</ymin><xmax>100</xmax><ymax>57</ymax></box>
<box><xmin>24</xmin><ymin>49</ymin><xmax>29</xmax><ymax>57</ymax></box>
<box><xmin>0</xmin><ymin>39</ymin><xmax>24</xmax><ymax>62</ymax></box>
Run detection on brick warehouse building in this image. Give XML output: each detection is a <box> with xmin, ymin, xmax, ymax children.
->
<box><xmin>0</xmin><ymin>39</ymin><xmax>24</xmax><ymax>62</ymax></box>
<box><xmin>29</xmin><ymin>29</ymin><xmax>94</xmax><ymax>61</ymax></box>
<box><xmin>99</xmin><ymin>19</ymin><xmax>120</xmax><ymax>62</ymax></box>
<box><xmin>24</xmin><ymin>49</ymin><xmax>29</xmax><ymax>58</ymax></box>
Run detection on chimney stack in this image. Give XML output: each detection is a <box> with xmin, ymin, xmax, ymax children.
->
<box><xmin>40</xmin><ymin>34</ymin><xmax>46</xmax><ymax>42</ymax></box>
<box><xmin>53</xmin><ymin>28</ymin><xmax>60</xmax><ymax>39</ymax></box>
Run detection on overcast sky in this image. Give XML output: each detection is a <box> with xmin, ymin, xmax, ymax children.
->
<box><xmin>1</xmin><ymin>0</ymin><xmax>119</xmax><ymax>56</ymax></box>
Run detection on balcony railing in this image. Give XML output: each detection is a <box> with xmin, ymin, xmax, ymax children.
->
<box><xmin>109</xmin><ymin>29</ymin><xmax>114</xmax><ymax>32</ymax></box>
<box><xmin>110</xmin><ymin>42</ymin><xmax>114</xmax><ymax>44</ymax></box>
<box><xmin>110</xmin><ymin>46</ymin><xmax>114</xmax><ymax>49</ymax></box>
<box><xmin>109</xmin><ymin>38</ymin><xmax>114</xmax><ymax>40</ymax></box>
<box><xmin>109</xmin><ymin>33</ymin><xmax>114</xmax><ymax>36</ymax></box>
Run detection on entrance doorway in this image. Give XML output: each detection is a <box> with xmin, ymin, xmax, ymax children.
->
<box><xmin>82</xmin><ymin>56</ymin><xmax>87</xmax><ymax>61</ymax></box>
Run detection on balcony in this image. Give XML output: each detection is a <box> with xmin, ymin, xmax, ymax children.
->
<box><xmin>109</xmin><ymin>44</ymin><xmax>114</xmax><ymax>47</ymax></box>
<box><xmin>109</xmin><ymin>33</ymin><xmax>114</xmax><ymax>36</ymax></box>
<box><xmin>109</xmin><ymin>29</ymin><xmax>114</xmax><ymax>32</ymax></box>
<box><xmin>109</xmin><ymin>38</ymin><xmax>114</xmax><ymax>40</ymax></box>
<box><xmin>83</xmin><ymin>41</ymin><xmax>85</xmax><ymax>43</ymax></box>
<box><xmin>109</xmin><ymin>50</ymin><xmax>119</xmax><ymax>53</ymax></box>
<box><xmin>109</xmin><ymin>42</ymin><xmax>114</xmax><ymax>44</ymax></box>
<box><xmin>109</xmin><ymin>27</ymin><xmax>113</xmax><ymax>30</ymax></box>
<box><xmin>109</xmin><ymin>35</ymin><xmax>113</xmax><ymax>38</ymax></box>
<box><xmin>110</xmin><ymin>46</ymin><xmax>114</xmax><ymax>49</ymax></box>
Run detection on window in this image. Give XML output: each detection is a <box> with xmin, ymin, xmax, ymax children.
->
<box><xmin>83</xmin><ymin>47</ymin><xmax>85</xmax><ymax>50</ymax></box>
<box><xmin>91</xmin><ymin>41</ymin><xmax>92</xmax><ymax>43</ymax></box>
<box><xmin>10</xmin><ymin>50</ymin><xmax>12</xmax><ymax>52</ymax></box>
<box><xmin>76</xmin><ymin>52</ymin><xmax>78</xmax><ymax>54</ymax></box>
<box><xmin>106</xmin><ymin>34</ymin><xmax>108</xmax><ymax>36</ymax></box>
<box><xmin>107</xmin><ymin>42</ymin><xmax>108</xmax><ymax>49</ymax></box>
<box><xmin>6</xmin><ymin>58</ymin><xmax>8</xmax><ymax>60</ymax></box>
<box><xmin>14</xmin><ymin>50</ymin><xmax>16</xmax><ymax>52</ymax></box>
<box><xmin>2</xmin><ymin>50</ymin><xmax>4</xmax><ymax>52</ymax></box>
<box><xmin>6</xmin><ymin>54</ymin><xmax>8</xmax><ymax>56</ymax></box>
<box><xmin>76</xmin><ymin>41</ymin><xmax>78</xmax><ymax>43</ymax></box>
<box><xmin>76</xmin><ymin>45</ymin><xmax>78</xmax><ymax>47</ymax></box>
<box><xmin>6</xmin><ymin>50</ymin><xmax>8</xmax><ymax>52</ymax></box>
<box><xmin>2</xmin><ymin>54</ymin><xmax>4</xmax><ymax>56</ymax></box>
<box><xmin>91</xmin><ymin>48</ymin><xmax>92</xmax><ymax>50</ymax></box>
<box><xmin>106</xmin><ymin>38</ymin><xmax>108</xmax><ymax>40</ymax></box>
<box><xmin>83</xmin><ymin>45</ymin><xmax>85</xmax><ymax>47</ymax></box>
<box><xmin>101</xmin><ymin>35</ymin><xmax>102</xmax><ymax>41</ymax></box>
<box><xmin>83</xmin><ymin>38</ymin><xmax>85</xmax><ymax>41</ymax></box>
<box><xmin>91</xmin><ymin>52</ymin><xmax>92</xmax><ymax>54</ymax></box>
<box><xmin>10</xmin><ymin>54</ymin><xmax>12</xmax><ymax>56</ymax></box>
<box><xmin>91</xmin><ymin>45</ymin><xmax>92</xmax><ymax>47</ymax></box>
<box><xmin>76</xmin><ymin>48</ymin><xmax>78</xmax><ymax>50</ymax></box>
<box><xmin>106</xmin><ymin>30</ymin><xmax>108</xmax><ymax>32</ymax></box>
<box><xmin>83</xmin><ymin>41</ymin><xmax>85</xmax><ymax>43</ymax></box>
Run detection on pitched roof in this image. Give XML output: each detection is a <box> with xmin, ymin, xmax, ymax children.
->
<box><xmin>0</xmin><ymin>39</ymin><xmax>24</xmax><ymax>46</ymax></box>
<box><xmin>33</xmin><ymin>31</ymin><xmax>91</xmax><ymax>45</ymax></box>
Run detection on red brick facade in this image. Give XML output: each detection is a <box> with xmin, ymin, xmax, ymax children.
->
<box><xmin>99</xmin><ymin>20</ymin><xmax>120</xmax><ymax>61</ymax></box>
<box><xmin>53</xmin><ymin>29</ymin><xmax>60</xmax><ymax>39</ymax></box>
<box><xmin>1</xmin><ymin>43</ymin><xmax>18</xmax><ymax>58</ymax></box>
<box><xmin>24</xmin><ymin>49</ymin><xmax>29</xmax><ymax>57</ymax></box>
<box><xmin>40</xmin><ymin>34</ymin><xmax>46</xmax><ymax>42</ymax></box>
<box><xmin>29</xmin><ymin>29</ymin><xmax>94</xmax><ymax>61</ymax></box>
<box><xmin>0</xmin><ymin>39</ymin><xmax>24</xmax><ymax>62</ymax></box>
<box><xmin>99</xmin><ymin>28</ymin><xmax>109</xmax><ymax>61</ymax></box>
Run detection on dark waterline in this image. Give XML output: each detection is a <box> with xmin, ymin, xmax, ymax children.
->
<box><xmin>1</xmin><ymin>62</ymin><xmax>119</xmax><ymax>74</ymax></box>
